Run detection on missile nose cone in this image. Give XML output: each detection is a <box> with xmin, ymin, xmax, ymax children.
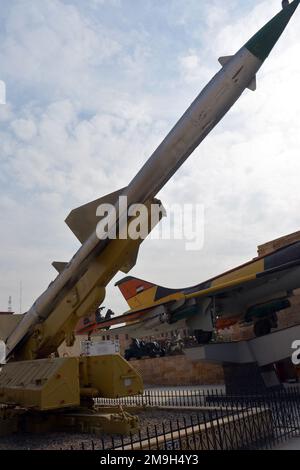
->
<box><xmin>245</xmin><ymin>0</ymin><xmax>299</xmax><ymax>62</ymax></box>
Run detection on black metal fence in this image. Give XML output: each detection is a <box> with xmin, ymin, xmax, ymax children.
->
<box><xmin>95</xmin><ymin>388</ymin><xmax>213</xmax><ymax>407</ymax></box>
<box><xmin>69</xmin><ymin>387</ymin><xmax>300</xmax><ymax>450</ymax></box>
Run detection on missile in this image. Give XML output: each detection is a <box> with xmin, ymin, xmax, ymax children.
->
<box><xmin>5</xmin><ymin>1</ymin><xmax>299</xmax><ymax>358</ymax></box>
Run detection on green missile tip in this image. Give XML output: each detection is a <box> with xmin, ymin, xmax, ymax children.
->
<box><xmin>245</xmin><ymin>0</ymin><xmax>299</xmax><ymax>62</ymax></box>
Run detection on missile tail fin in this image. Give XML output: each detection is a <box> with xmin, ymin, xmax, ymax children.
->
<box><xmin>120</xmin><ymin>245</ymin><xmax>140</xmax><ymax>274</ymax></box>
<box><xmin>247</xmin><ymin>75</ymin><xmax>257</xmax><ymax>91</ymax></box>
<box><xmin>52</xmin><ymin>261</ymin><xmax>68</xmax><ymax>273</ymax></box>
<box><xmin>65</xmin><ymin>187</ymin><xmax>127</xmax><ymax>243</ymax></box>
<box><xmin>218</xmin><ymin>55</ymin><xmax>233</xmax><ymax>66</ymax></box>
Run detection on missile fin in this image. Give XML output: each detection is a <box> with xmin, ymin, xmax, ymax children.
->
<box><xmin>218</xmin><ymin>55</ymin><xmax>233</xmax><ymax>66</ymax></box>
<box><xmin>120</xmin><ymin>244</ymin><xmax>141</xmax><ymax>274</ymax></box>
<box><xmin>52</xmin><ymin>261</ymin><xmax>68</xmax><ymax>274</ymax></box>
<box><xmin>65</xmin><ymin>187</ymin><xmax>127</xmax><ymax>243</ymax></box>
<box><xmin>247</xmin><ymin>75</ymin><xmax>257</xmax><ymax>91</ymax></box>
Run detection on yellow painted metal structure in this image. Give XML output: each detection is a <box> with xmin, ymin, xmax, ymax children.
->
<box><xmin>0</xmin><ymin>355</ymin><xmax>142</xmax><ymax>410</ymax></box>
<box><xmin>0</xmin><ymin>357</ymin><xmax>80</xmax><ymax>410</ymax></box>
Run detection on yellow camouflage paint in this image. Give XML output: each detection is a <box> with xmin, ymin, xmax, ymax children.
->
<box><xmin>127</xmin><ymin>286</ymin><xmax>158</xmax><ymax>309</ymax></box>
<box><xmin>210</xmin><ymin>258</ymin><xmax>264</xmax><ymax>287</ymax></box>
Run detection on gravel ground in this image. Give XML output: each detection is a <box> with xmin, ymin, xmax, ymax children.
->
<box><xmin>0</xmin><ymin>409</ymin><xmax>223</xmax><ymax>450</ymax></box>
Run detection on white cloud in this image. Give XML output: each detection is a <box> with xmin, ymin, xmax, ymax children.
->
<box><xmin>179</xmin><ymin>51</ymin><xmax>213</xmax><ymax>84</ymax></box>
<box><xmin>11</xmin><ymin>118</ymin><xmax>37</xmax><ymax>141</ymax></box>
<box><xmin>0</xmin><ymin>0</ymin><xmax>122</xmax><ymax>110</ymax></box>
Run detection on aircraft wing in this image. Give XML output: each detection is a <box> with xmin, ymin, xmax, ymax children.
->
<box><xmin>76</xmin><ymin>307</ymin><xmax>155</xmax><ymax>335</ymax></box>
<box><xmin>77</xmin><ymin>290</ymin><xmax>186</xmax><ymax>334</ymax></box>
<box><xmin>184</xmin><ymin>259</ymin><xmax>300</xmax><ymax>301</ymax></box>
<box><xmin>77</xmin><ymin>259</ymin><xmax>300</xmax><ymax>335</ymax></box>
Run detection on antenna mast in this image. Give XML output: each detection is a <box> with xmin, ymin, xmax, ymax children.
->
<box><xmin>8</xmin><ymin>296</ymin><xmax>12</xmax><ymax>313</ymax></box>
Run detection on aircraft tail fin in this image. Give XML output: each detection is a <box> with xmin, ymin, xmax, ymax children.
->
<box><xmin>115</xmin><ymin>276</ymin><xmax>158</xmax><ymax>310</ymax></box>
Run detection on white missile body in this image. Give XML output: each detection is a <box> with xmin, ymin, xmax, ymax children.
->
<box><xmin>5</xmin><ymin>1</ymin><xmax>299</xmax><ymax>358</ymax></box>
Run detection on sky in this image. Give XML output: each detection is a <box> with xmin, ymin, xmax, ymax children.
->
<box><xmin>0</xmin><ymin>0</ymin><xmax>299</xmax><ymax>316</ymax></box>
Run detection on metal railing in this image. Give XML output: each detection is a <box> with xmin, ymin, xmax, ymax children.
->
<box><xmin>68</xmin><ymin>386</ymin><xmax>300</xmax><ymax>450</ymax></box>
<box><xmin>95</xmin><ymin>388</ymin><xmax>212</xmax><ymax>407</ymax></box>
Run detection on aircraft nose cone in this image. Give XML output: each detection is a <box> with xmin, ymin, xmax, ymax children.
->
<box><xmin>245</xmin><ymin>0</ymin><xmax>299</xmax><ymax>61</ymax></box>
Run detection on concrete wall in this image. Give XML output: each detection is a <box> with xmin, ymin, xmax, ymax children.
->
<box><xmin>129</xmin><ymin>354</ymin><xmax>224</xmax><ymax>386</ymax></box>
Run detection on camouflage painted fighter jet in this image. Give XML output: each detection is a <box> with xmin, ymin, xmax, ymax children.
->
<box><xmin>76</xmin><ymin>241</ymin><xmax>300</xmax><ymax>343</ymax></box>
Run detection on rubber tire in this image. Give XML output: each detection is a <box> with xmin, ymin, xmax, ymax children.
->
<box><xmin>254</xmin><ymin>319</ymin><xmax>272</xmax><ymax>337</ymax></box>
<box><xmin>194</xmin><ymin>330</ymin><xmax>213</xmax><ymax>344</ymax></box>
